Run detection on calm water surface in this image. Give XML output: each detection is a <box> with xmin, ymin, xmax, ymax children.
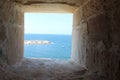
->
<box><xmin>24</xmin><ymin>34</ymin><xmax>72</xmax><ymax>60</ymax></box>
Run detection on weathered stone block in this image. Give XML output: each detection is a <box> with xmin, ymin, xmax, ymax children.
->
<box><xmin>82</xmin><ymin>0</ymin><xmax>104</xmax><ymax>20</ymax></box>
<box><xmin>0</xmin><ymin>26</ymin><xmax>6</xmax><ymax>41</ymax></box>
<box><xmin>87</xmin><ymin>13</ymin><xmax>110</xmax><ymax>41</ymax></box>
<box><xmin>111</xmin><ymin>5</ymin><xmax>120</xmax><ymax>44</ymax></box>
<box><xmin>0</xmin><ymin>48</ymin><xmax>3</xmax><ymax>57</ymax></box>
<box><xmin>73</xmin><ymin>8</ymin><xmax>82</xmax><ymax>27</ymax></box>
<box><xmin>82</xmin><ymin>0</ymin><xmax>120</xmax><ymax>20</ymax></box>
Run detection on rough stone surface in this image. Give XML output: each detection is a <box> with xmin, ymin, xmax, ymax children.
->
<box><xmin>0</xmin><ymin>0</ymin><xmax>24</xmax><ymax>64</ymax></box>
<box><xmin>0</xmin><ymin>59</ymin><xmax>86</xmax><ymax>80</ymax></box>
<box><xmin>10</xmin><ymin>0</ymin><xmax>86</xmax><ymax>13</ymax></box>
<box><xmin>72</xmin><ymin>0</ymin><xmax>120</xmax><ymax>80</ymax></box>
<box><xmin>72</xmin><ymin>21</ymin><xmax>88</xmax><ymax>67</ymax></box>
<box><xmin>11</xmin><ymin>0</ymin><xmax>86</xmax><ymax>7</ymax></box>
<box><xmin>22</xmin><ymin>4</ymin><xmax>77</xmax><ymax>13</ymax></box>
<box><xmin>0</xmin><ymin>26</ymin><xmax>6</xmax><ymax>41</ymax></box>
<box><xmin>0</xmin><ymin>0</ymin><xmax>120</xmax><ymax>80</ymax></box>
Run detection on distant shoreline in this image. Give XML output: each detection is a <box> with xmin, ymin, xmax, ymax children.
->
<box><xmin>24</xmin><ymin>40</ymin><xmax>52</xmax><ymax>45</ymax></box>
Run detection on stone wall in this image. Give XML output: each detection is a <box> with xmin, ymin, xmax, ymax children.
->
<box><xmin>0</xmin><ymin>0</ymin><xmax>120</xmax><ymax>80</ymax></box>
<box><xmin>0</xmin><ymin>0</ymin><xmax>24</xmax><ymax>65</ymax></box>
<box><xmin>72</xmin><ymin>8</ymin><xmax>88</xmax><ymax>67</ymax></box>
<box><xmin>72</xmin><ymin>0</ymin><xmax>120</xmax><ymax>80</ymax></box>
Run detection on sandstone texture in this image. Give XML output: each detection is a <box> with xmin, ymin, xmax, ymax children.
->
<box><xmin>0</xmin><ymin>59</ymin><xmax>86</xmax><ymax>80</ymax></box>
<box><xmin>0</xmin><ymin>0</ymin><xmax>24</xmax><ymax>64</ymax></box>
<box><xmin>0</xmin><ymin>0</ymin><xmax>120</xmax><ymax>80</ymax></box>
<box><xmin>72</xmin><ymin>0</ymin><xmax>120</xmax><ymax>80</ymax></box>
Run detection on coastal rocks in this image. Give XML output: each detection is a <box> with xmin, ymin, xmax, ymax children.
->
<box><xmin>24</xmin><ymin>40</ymin><xmax>52</xmax><ymax>45</ymax></box>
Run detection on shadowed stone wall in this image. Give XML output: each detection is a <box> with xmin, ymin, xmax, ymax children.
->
<box><xmin>0</xmin><ymin>0</ymin><xmax>120</xmax><ymax>80</ymax></box>
<box><xmin>72</xmin><ymin>0</ymin><xmax>120</xmax><ymax>80</ymax></box>
<box><xmin>0</xmin><ymin>0</ymin><xmax>24</xmax><ymax>65</ymax></box>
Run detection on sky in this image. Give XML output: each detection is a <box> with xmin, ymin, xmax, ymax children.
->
<box><xmin>24</xmin><ymin>13</ymin><xmax>73</xmax><ymax>35</ymax></box>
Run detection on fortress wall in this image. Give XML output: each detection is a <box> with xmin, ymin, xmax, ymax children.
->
<box><xmin>0</xmin><ymin>0</ymin><xmax>24</xmax><ymax>64</ymax></box>
<box><xmin>72</xmin><ymin>0</ymin><xmax>120</xmax><ymax>79</ymax></box>
<box><xmin>0</xmin><ymin>0</ymin><xmax>120</xmax><ymax>79</ymax></box>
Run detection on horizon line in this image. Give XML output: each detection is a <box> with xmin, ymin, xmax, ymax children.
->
<box><xmin>24</xmin><ymin>33</ymin><xmax>72</xmax><ymax>35</ymax></box>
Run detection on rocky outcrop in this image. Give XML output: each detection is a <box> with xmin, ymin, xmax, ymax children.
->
<box><xmin>24</xmin><ymin>40</ymin><xmax>52</xmax><ymax>45</ymax></box>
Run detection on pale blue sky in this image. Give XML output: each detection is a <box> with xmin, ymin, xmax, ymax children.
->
<box><xmin>24</xmin><ymin>13</ymin><xmax>73</xmax><ymax>35</ymax></box>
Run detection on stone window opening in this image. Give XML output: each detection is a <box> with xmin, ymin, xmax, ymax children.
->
<box><xmin>24</xmin><ymin>12</ymin><xmax>73</xmax><ymax>60</ymax></box>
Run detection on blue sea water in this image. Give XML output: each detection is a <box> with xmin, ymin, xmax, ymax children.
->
<box><xmin>24</xmin><ymin>34</ymin><xmax>72</xmax><ymax>60</ymax></box>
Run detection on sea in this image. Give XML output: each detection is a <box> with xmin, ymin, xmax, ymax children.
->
<box><xmin>24</xmin><ymin>34</ymin><xmax>72</xmax><ymax>60</ymax></box>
